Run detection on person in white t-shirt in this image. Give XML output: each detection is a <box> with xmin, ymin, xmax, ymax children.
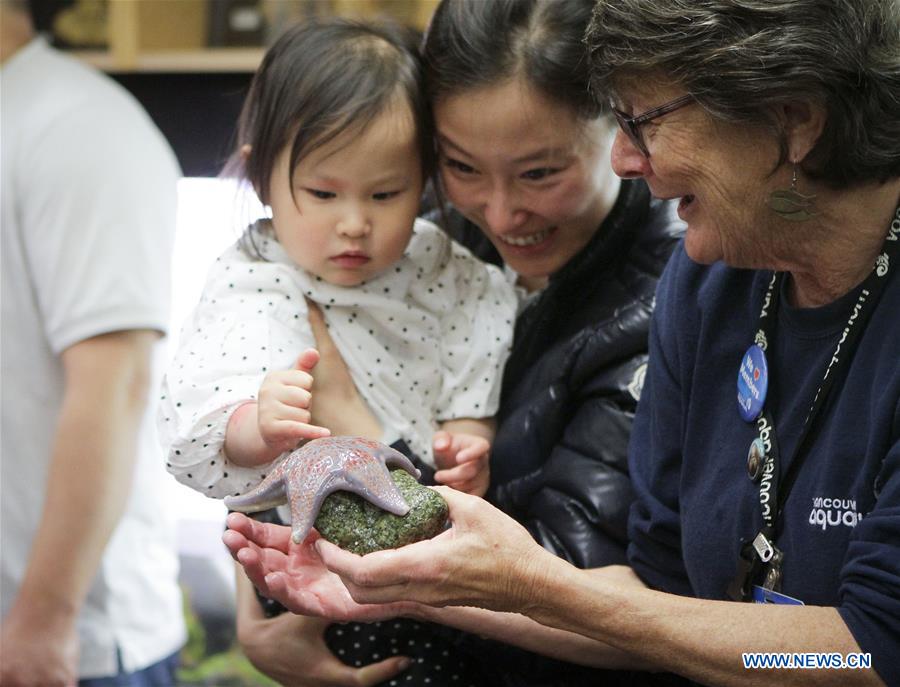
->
<box><xmin>158</xmin><ymin>19</ymin><xmax>517</xmax><ymax>506</ymax></box>
<box><xmin>0</xmin><ymin>3</ymin><xmax>186</xmax><ymax>686</ymax></box>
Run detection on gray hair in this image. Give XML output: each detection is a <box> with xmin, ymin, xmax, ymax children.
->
<box><xmin>585</xmin><ymin>0</ymin><xmax>900</xmax><ymax>188</ymax></box>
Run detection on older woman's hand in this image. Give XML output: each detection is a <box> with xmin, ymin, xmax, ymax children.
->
<box><xmin>316</xmin><ymin>486</ymin><xmax>560</xmax><ymax>613</ymax></box>
<box><xmin>223</xmin><ymin>512</ymin><xmax>410</xmax><ymax>622</ymax></box>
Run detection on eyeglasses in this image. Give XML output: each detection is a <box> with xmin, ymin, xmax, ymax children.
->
<box><xmin>611</xmin><ymin>94</ymin><xmax>694</xmax><ymax>158</ymax></box>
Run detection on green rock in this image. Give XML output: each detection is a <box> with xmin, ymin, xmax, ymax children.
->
<box><xmin>314</xmin><ymin>470</ymin><xmax>448</xmax><ymax>555</ymax></box>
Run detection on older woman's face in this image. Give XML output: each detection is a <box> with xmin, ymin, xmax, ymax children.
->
<box><xmin>434</xmin><ymin>78</ymin><xmax>619</xmax><ymax>284</ymax></box>
<box><xmin>610</xmin><ymin>82</ymin><xmax>781</xmax><ymax>267</ymax></box>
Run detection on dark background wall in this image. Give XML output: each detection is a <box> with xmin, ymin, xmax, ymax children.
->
<box><xmin>30</xmin><ymin>0</ymin><xmax>255</xmax><ymax>178</ymax></box>
<box><xmin>110</xmin><ymin>72</ymin><xmax>253</xmax><ymax>177</ymax></box>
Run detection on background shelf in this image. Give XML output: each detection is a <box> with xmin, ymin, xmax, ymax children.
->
<box><xmin>72</xmin><ymin>47</ymin><xmax>265</xmax><ymax>72</ymax></box>
<box><xmin>48</xmin><ymin>0</ymin><xmax>438</xmax><ymax>73</ymax></box>
<box><xmin>38</xmin><ymin>0</ymin><xmax>439</xmax><ymax>174</ymax></box>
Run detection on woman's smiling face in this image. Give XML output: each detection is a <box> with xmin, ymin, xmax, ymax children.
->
<box><xmin>609</xmin><ymin>80</ymin><xmax>784</xmax><ymax>269</ymax></box>
<box><xmin>434</xmin><ymin>78</ymin><xmax>620</xmax><ymax>286</ymax></box>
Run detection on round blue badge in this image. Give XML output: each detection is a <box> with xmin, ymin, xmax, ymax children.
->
<box><xmin>737</xmin><ymin>344</ymin><xmax>768</xmax><ymax>422</ymax></box>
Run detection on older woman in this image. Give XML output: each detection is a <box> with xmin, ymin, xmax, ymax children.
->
<box><xmin>227</xmin><ymin>0</ymin><xmax>899</xmax><ymax>684</ymax></box>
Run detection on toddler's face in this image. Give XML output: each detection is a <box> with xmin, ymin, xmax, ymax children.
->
<box><xmin>269</xmin><ymin>101</ymin><xmax>423</xmax><ymax>287</ymax></box>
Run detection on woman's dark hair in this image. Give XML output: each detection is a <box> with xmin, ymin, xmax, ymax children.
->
<box><xmin>228</xmin><ymin>18</ymin><xmax>434</xmax><ymax>205</ymax></box>
<box><xmin>422</xmin><ymin>0</ymin><xmax>605</xmax><ymax>120</ymax></box>
<box><xmin>586</xmin><ymin>0</ymin><xmax>900</xmax><ymax>188</ymax></box>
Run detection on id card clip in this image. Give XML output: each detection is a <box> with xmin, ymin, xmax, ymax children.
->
<box><xmin>751</xmin><ymin>531</ymin><xmax>776</xmax><ymax>563</ymax></box>
<box><xmin>762</xmin><ymin>549</ymin><xmax>784</xmax><ymax>592</ymax></box>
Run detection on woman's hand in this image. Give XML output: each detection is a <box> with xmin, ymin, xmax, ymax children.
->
<box><xmin>234</xmin><ymin>569</ymin><xmax>411</xmax><ymax>687</ymax></box>
<box><xmin>223</xmin><ymin>513</ymin><xmax>411</xmax><ymax>622</ymax></box>
<box><xmin>305</xmin><ymin>301</ymin><xmax>382</xmax><ymax>440</ymax></box>
<box><xmin>240</xmin><ymin>614</ymin><xmax>410</xmax><ymax>687</ymax></box>
<box><xmin>316</xmin><ymin>486</ymin><xmax>560</xmax><ymax>613</ymax></box>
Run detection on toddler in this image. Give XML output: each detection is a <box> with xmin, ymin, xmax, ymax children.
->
<box><xmin>160</xmin><ymin>20</ymin><xmax>516</xmax><ymax>500</ymax></box>
<box><xmin>158</xmin><ymin>19</ymin><xmax>516</xmax><ymax>686</ymax></box>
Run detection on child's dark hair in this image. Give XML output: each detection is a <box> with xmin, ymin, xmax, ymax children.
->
<box><xmin>228</xmin><ymin>18</ymin><xmax>434</xmax><ymax>205</ymax></box>
<box><xmin>423</xmin><ymin>0</ymin><xmax>605</xmax><ymax>120</ymax></box>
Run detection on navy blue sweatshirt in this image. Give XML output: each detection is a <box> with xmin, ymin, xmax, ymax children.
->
<box><xmin>628</xmin><ymin>243</ymin><xmax>900</xmax><ymax>684</ymax></box>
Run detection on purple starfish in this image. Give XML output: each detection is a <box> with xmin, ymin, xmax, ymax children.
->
<box><xmin>224</xmin><ymin>436</ymin><xmax>421</xmax><ymax>544</ymax></box>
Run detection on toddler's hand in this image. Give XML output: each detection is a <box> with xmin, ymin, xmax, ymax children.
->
<box><xmin>257</xmin><ymin>348</ymin><xmax>331</xmax><ymax>454</ymax></box>
<box><xmin>432</xmin><ymin>431</ymin><xmax>490</xmax><ymax>497</ymax></box>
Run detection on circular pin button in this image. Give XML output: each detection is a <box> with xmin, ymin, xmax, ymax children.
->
<box><xmin>747</xmin><ymin>437</ymin><xmax>766</xmax><ymax>482</ymax></box>
<box><xmin>737</xmin><ymin>344</ymin><xmax>768</xmax><ymax>422</ymax></box>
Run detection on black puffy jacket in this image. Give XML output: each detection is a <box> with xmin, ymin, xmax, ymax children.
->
<box><xmin>442</xmin><ymin>179</ymin><xmax>685</xmax><ymax>687</ymax></box>
<box><xmin>449</xmin><ymin>178</ymin><xmax>683</xmax><ymax>567</ymax></box>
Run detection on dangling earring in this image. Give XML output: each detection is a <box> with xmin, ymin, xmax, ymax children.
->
<box><xmin>768</xmin><ymin>164</ymin><xmax>818</xmax><ymax>222</ymax></box>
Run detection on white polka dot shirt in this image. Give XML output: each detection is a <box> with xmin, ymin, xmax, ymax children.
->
<box><xmin>158</xmin><ymin>218</ymin><xmax>517</xmax><ymax>498</ymax></box>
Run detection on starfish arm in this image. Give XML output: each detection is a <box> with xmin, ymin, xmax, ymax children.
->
<box><xmin>377</xmin><ymin>443</ymin><xmax>421</xmax><ymax>481</ymax></box>
<box><xmin>342</xmin><ymin>462</ymin><xmax>410</xmax><ymax>516</ymax></box>
<box><xmin>287</xmin><ymin>470</ymin><xmax>343</xmax><ymax>544</ymax></box>
<box><xmin>223</xmin><ymin>461</ymin><xmax>287</xmax><ymax>513</ymax></box>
